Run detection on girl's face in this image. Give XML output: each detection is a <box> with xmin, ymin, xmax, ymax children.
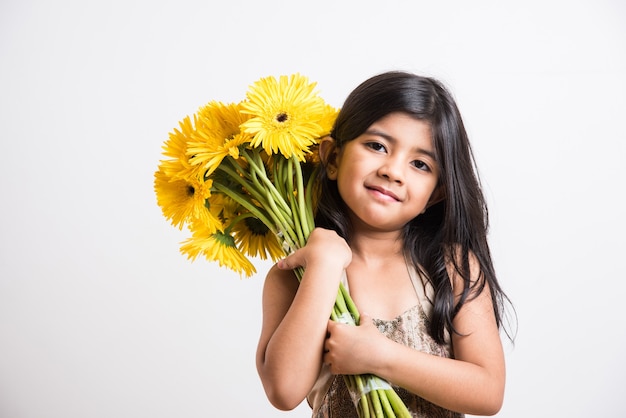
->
<box><xmin>329</xmin><ymin>112</ymin><xmax>440</xmax><ymax>233</ymax></box>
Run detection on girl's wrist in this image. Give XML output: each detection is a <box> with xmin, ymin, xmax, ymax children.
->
<box><xmin>367</xmin><ymin>335</ymin><xmax>400</xmax><ymax>379</ymax></box>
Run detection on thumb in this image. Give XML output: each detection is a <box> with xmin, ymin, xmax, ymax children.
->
<box><xmin>277</xmin><ymin>252</ymin><xmax>301</xmax><ymax>270</ymax></box>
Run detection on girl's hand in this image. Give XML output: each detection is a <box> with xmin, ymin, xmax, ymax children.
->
<box><xmin>277</xmin><ymin>228</ymin><xmax>352</xmax><ymax>273</ymax></box>
<box><xmin>323</xmin><ymin>313</ymin><xmax>390</xmax><ymax>376</ymax></box>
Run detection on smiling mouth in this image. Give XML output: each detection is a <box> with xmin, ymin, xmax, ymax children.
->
<box><xmin>366</xmin><ymin>185</ymin><xmax>400</xmax><ymax>202</ymax></box>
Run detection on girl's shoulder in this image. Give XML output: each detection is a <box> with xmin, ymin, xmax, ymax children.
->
<box><xmin>443</xmin><ymin>247</ymin><xmax>484</xmax><ymax>292</ymax></box>
<box><xmin>264</xmin><ymin>264</ymin><xmax>300</xmax><ymax>297</ymax></box>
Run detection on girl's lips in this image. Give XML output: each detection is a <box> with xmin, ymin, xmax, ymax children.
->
<box><xmin>366</xmin><ymin>185</ymin><xmax>400</xmax><ymax>202</ymax></box>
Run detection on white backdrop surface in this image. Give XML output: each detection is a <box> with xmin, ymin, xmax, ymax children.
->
<box><xmin>1</xmin><ymin>1</ymin><xmax>625</xmax><ymax>417</ymax></box>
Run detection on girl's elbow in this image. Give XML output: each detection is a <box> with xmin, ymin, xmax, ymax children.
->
<box><xmin>480</xmin><ymin>398</ymin><xmax>503</xmax><ymax>416</ymax></box>
<box><xmin>263</xmin><ymin>383</ymin><xmax>304</xmax><ymax>411</ymax></box>
<box><xmin>474</xmin><ymin>385</ymin><xmax>504</xmax><ymax>416</ymax></box>
<box><xmin>462</xmin><ymin>374</ymin><xmax>504</xmax><ymax>416</ymax></box>
<box><xmin>474</xmin><ymin>364</ymin><xmax>505</xmax><ymax>415</ymax></box>
<box><xmin>258</xmin><ymin>367</ymin><xmax>306</xmax><ymax>411</ymax></box>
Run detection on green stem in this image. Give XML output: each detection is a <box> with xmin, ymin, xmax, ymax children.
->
<box><xmin>222</xmin><ymin>211</ymin><xmax>254</xmax><ymax>236</ymax></box>
<box><xmin>334</xmin><ymin>287</ymin><xmax>350</xmax><ymax>320</ymax></box>
<box><xmin>216</xmin><ymin>163</ymin><xmax>270</xmax><ymax>211</ymax></box>
<box><xmin>340</xmin><ymin>282</ymin><xmax>360</xmax><ymax>324</ymax></box>
<box><xmin>262</xmin><ymin>185</ymin><xmax>299</xmax><ymax>245</ymax></box>
<box><xmin>212</xmin><ymin>183</ymin><xmax>274</xmax><ymax>232</ymax></box>
<box><xmin>212</xmin><ymin>181</ymin><xmax>297</xmax><ymax>251</ymax></box>
<box><xmin>250</xmin><ymin>161</ymin><xmax>295</xmax><ymax>230</ymax></box>
<box><xmin>369</xmin><ymin>387</ymin><xmax>384</xmax><ymax>417</ymax></box>
<box><xmin>293</xmin><ymin>156</ymin><xmax>311</xmax><ymax>240</ymax></box>
<box><xmin>385</xmin><ymin>389</ymin><xmax>413</xmax><ymax>418</ymax></box>
<box><xmin>353</xmin><ymin>375</ymin><xmax>370</xmax><ymax>418</ymax></box>
<box><xmin>285</xmin><ymin>160</ymin><xmax>305</xmax><ymax>247</ymax></box>
<box><xmin>379</xmin><ymin>392</ymin><xmax>395</xmax><ymax>417</ymax></box>
<box><xmin>217</xmin><ymin>160</ymin><xmax>300</xmax><ymax>247</ymax></box>
<box><xmin>304</xmin><ymin>165</ymin><xmax>318</xmax><ymax>232</ymax></box>
<box><xmin>293</xmin><ymin>266</ymin><xmax>304</xmax><ymax>282</ymax></box>
<box><xmin>241</xmin><ymin>148</ymin><xmax>291</xmax><ymax>215</ymax></box>
<box><xmin>272</xmin><ymin>157</ymin><xmax>288</xmax><ymax>200</ymax></box>
<box><xmin>242</xmin><ymin>160</ymin><xmax>295</xmax><ymax>233</ymax></box>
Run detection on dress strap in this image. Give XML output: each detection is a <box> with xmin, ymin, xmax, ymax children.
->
<box><xmin>406</xmin><ymin>260</ymin><xmax>452</xmax><ymax>346</ymax></box>
<box><xmin>406</xmin><ymin>262</ymin><xmax>434</xmax><ymax>317</ymax></box>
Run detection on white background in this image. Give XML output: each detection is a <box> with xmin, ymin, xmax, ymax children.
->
<box><xmin>1</xmin><ymin>1</ymin><xmax>625</xmax><ymax>417</ymax></box>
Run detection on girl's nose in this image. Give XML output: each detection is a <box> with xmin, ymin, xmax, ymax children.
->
<box><xmin>378</xmin><ymin>159</ymin><xmax>404</xmax><ymax>184</ymax></box>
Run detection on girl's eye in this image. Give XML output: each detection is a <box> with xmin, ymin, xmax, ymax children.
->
<box><xmin>412</xmin><ymin>160</ymin><xmax>431</xmax><ymax>172</ymax></box>
<box><xmin>365</xmin><ymin>142</ymin><xmax>386</xmax><ymax>152</ymax></box>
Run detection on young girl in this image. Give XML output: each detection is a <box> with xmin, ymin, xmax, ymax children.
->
<box><xmin>256</xmin><ymin>71</ymin><xmax>512</xmax><ymax>417</ymax></box>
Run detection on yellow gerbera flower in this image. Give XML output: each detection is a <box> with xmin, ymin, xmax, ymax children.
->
<box><xmin>154</xmin><ymin>167</ymin><xmax>221</xmax><ymax>231</ymax></box>
<box><xmin>187</xmin><ymin>101</ymin><xmax>252</xmax><ymax>176</ymax></box>
<box><xmin>206</xmin><ymin>193</ymin><xmax>238</xmax><ymax>222</ymax></box>
<box><xmin>319</xmin><ymin>103</ymin><xmax>340</xmax><ymax>137</ymax></box>
<box><xmin>181</xmin><ymin>221</ymin><xmax>256</xmax><ymax>277</ymax></box>
<box><xmin>159</xmin><ymin>115</ymin><xmax>199</xmax><ymax>180</ymax></box>
<box><xmin>232</xmin><ymin>217</ymin><xmax>285</xmax><ymax>262</ymax></box>
<box><xmin>240</xmin><ymin>74</ymin><xmax>327</xmax><ymax>160</ymax></box>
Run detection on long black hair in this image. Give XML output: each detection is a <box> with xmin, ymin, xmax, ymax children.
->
<box><xmin>315</xmin><ymin>71</ymin><xmax>514</xmax><ymax>344</ymax></box>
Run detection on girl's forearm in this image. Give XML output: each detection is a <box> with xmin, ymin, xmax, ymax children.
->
<box><xmin>258</xmin><ymin>264</ymin><xmax>343</xmax><ymax>410</ymax></box>
<box><xmin>371</xmin><ymin>340</ymin><xmax>505</xmax><ymax>415</ymax></box>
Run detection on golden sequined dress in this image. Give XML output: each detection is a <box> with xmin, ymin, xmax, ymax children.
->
<box><xmin>307</xmin><ymin>264</ymin><xmax>464</xmax><ymax>418</ymax></box>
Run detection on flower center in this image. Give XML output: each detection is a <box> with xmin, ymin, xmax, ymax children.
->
<box><xmin>275</xmin><ymin>112</ymin><xmax>288</xmax><ymax>123</ymax></box>
<box><xmin>186</xmin><ymin>185</ymin><xmax>195</xmax><ymax>197</ymax></box>
<box><xmin>245</xmin><ymin>217</ymin><xmax>270</xmax><ymax>236</ymax></box>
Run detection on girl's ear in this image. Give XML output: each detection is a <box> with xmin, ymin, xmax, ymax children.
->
<box><xmin>427</xmin><ymin>186</ymin><xmax>445</xmax><ymax>208</ymax></box>
<box><xmin>422</xmin><ymin>185</ymin><xmax>445</xmax><ymax>213</ymax></box>
<box><xmin>318</xmin><ymin>136</ymin><xmax>339</xmax><ymax>180</ymax></box>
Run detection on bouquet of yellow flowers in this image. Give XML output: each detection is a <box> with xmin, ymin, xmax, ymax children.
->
<box><xmin>154</xmin><ymin>74</ymin><xmax>412</xmax><ymax>418</ymax></box>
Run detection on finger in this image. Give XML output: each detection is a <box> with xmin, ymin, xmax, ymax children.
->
<box><xmin>276</xmin><ymin>258</ymin><xmax>291</xmax><ymax>270</ymax></box>
<box><xmin>277</xmin><ymin>254</ymin><xmax>299</xmax><ymax>270</ymax></box>
<box><xmin>327</xmin><ymin>319</ymin><xmax>336</xmax><ymax>330</ymax></box>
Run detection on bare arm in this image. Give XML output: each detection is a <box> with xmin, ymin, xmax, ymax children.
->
<box><xmin>255</xmin><ymin>228</ymin><xmax>351</xmax><ymax>410</ymax></box>
<box><xmin>322</xmin><ymin>256</ymin><xmax>505</xmax><ymax>415</ymax></box>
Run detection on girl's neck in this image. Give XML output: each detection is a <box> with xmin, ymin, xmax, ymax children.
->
<box><xmin>348</xmin><ymin>230</ymin><xmax>404</xmax><ymax>266</ymax></box>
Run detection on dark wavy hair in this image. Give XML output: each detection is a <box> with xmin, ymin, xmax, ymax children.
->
<box><xmin>315</xmin><ymin>71</ymin><xmax>514</xmax><ymax>344</ymax></box>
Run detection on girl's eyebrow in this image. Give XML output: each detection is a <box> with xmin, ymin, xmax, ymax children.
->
<box><xmin>364</xmin><ymin>128</ymin><xmax>393</xmax><ymax>141</ymax></box>
<box><xmin>364</xmin><ymin>128</ymin><xmax>437</xmax><ymax>160</ymax></box>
